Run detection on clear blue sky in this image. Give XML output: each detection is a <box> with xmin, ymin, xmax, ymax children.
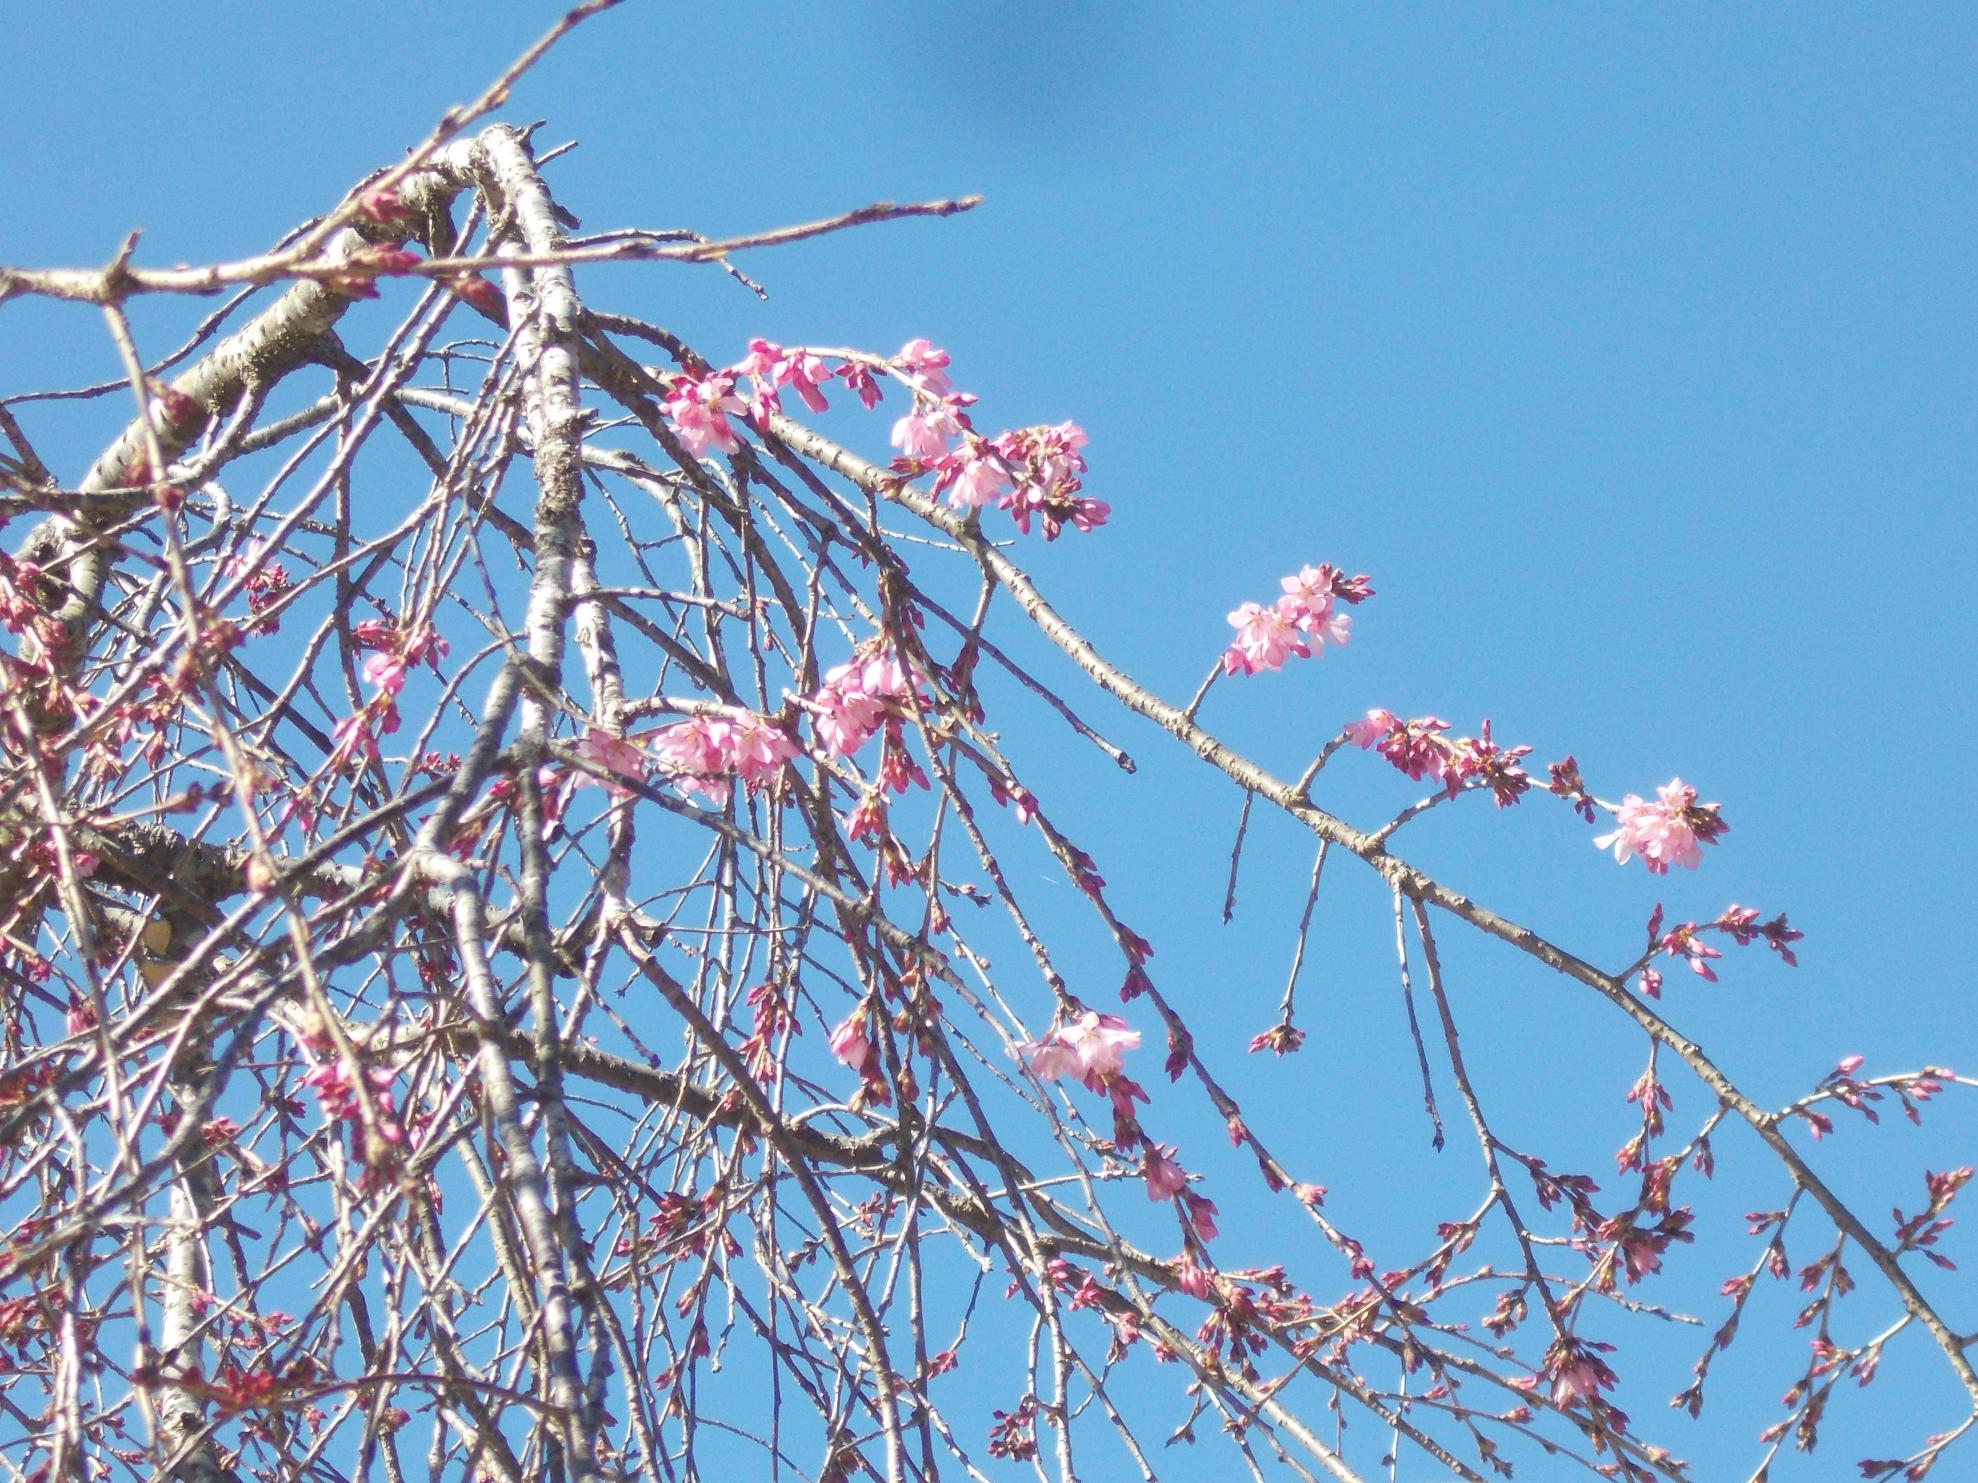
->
<box><xmin>3</xmin><ymin>5</ymin><xmax>1973</xmax><ymax>1478</ymax></box>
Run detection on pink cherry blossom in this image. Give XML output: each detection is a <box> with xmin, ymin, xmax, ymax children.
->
<box><xmin>1222</xmin><ymin>599</ymin><xmax>1310</xmax><ymax>676</ymax></box>
<box><xmin>809</xmin><ymin>647</ymin><xmax>916</xmax><ymax>758</ymax></box>
<box><xmin>1020</xmin><ymin>1011</ymin><xmax>1141</xmax><ymax>1092</ymax></box>
<box><xmin>1299</xmin><ymin>604</ymin><xmax>1352</xmax><ymax>650</ymax></box>
<box><xmin>403</xmin><ymin>628</ymin><xmax>449</xmax><ymax>671</ymax></box>
<box><xmin>877</xmin><ymin>729</ymin><xmax>929</xmax><ymax>794</ymax></box>
<box><xmin>663</xmin><ymin>371</ymin><xmax>749</xmax><ymax>459</ymax></box>
<box><xmin>1143</xmin><ymin>1144</ymin><xmax>1188</xmax><ymax>1201</ymax></box>
<box><xmin>846</xmin><ymin>792</ymin><xmax>889</xmax><ymax>844</ymax></box>
<box><xmin>725</xmin><ymin>709</ymin><xmax>800</xmax><ymax>785</ymax></box>
<box><xmin>828</xmin><ymin>1011</ymin><xmax>874</xmax><ymax>1075</ymax></box>
<box><xmin>1279</xmin><ymin>564</ymin><xmax>1333</xmax><ymax>612</ymax></box>
<box><xmin>940</xmin><ymin>441</ymin><xmax>1014</xmax><ymax>512</ymax></box>
<box><xmin>737</xmin><ymin>338</ymin><xmax>832</xmax><ymax>415</ymax></box>
<box><xmin>894</xmin><ymin>338</ymin><xmax>952</xmax><ymax>395</ymax></box>
<box><xmin>891</xmin><ymin>400</ymin><xmax>963</xmax><ymax>461</ymax></box>
<box><xmin>356</xmin><ymin>625</ymin><xmax>448</xmax><ymax>697</ymax></box>
<box><xmin>331</xmin><ymin>706</ymin><xmax>396</xmax><ymax>768</ymax></box>
<box><xmin>1344</xmin><ymin>708</ymin><xmax>1400</xmax><ymax>748</ymax></box>
<box><xmin>650</xmin><ymin>713</ymin><xmax>733</xmax><ymax>804</ymax></box>
<box><xmin>855</xmin><ymin>648</ymin><xmax>912</xmax><ymax>698</ymax></box>
<box><xmin>651</xmin><ymin>707</ymin><xmax>798</xmax><ymax>803</ymax></box>
<box><xmin>990</xmin><ymin>781</ymin><xmax>1037</xmax><ymax>827</ymax></box>
<box><xmin>1185</xmin><ymin>1192</ymin><xmax>1219</xmax><ymax>1242</ymax></box>
<box><xmin>828</xmin><ymin>1008</ymin><xmax>891</xmax><ymax>1105</ymax></box>
<box><xmin>303</xmin><ymin>1056</ymin><xmax>403</xmax><ymax>1146</ymax></box>
<box><xmin>1223</xmin><ymin>565</ymin><xmax>1372</xmax><ymax>676</ymax></box>
<box><xmin>361</xmin><ymin>650</ymin><xmax>408</xmax><ymax>696</ymax></box>
<box><xmin>1277</xmin><ymin>566</ymin><xmax>1354</xmax><ymax>647</ymax></box>
<box><xmin>1340</xmin><ymin>710</ymin><xmax>1530</xmax><ymax>804</ymax></box>
<box><xmin>573</xmin><ymin>727</ymin><xmax>647</xmax><ymax>798</ymax></box>
<box><xmin>812</xmin><ymin>682</ymin><xmax>887</xmax><ymax>758</ymax></box>
<box><xmin>1594</xmin><ymin>778</ymin><xmax>1726</xmax><ymax>873</ymax></box>
<box><xmin>995</xmin><ymin>421</ymin><xmax>1100</xmax><ymax>539</ymax></box>
<box><xmin>1521</xmin><ymin>1339</ymin><xmax>1620</xmax><ymax>1411</ymax></box>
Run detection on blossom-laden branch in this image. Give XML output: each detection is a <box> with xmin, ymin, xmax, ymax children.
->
<box><xmin>0</xmin><ymin>76</ymin><xmax>1967</xmax><ymax>1483</ymax></box>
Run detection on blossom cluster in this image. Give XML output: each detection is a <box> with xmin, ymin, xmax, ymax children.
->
<box><xmin>1342</xmin><ymin>709</ymin><xmax>1533</xmax><ymax>806</ymax></box>
<box><xmin>1020</xmin><ymin>1010</ymin><xmax>1140</xmax><ymax>1091</ymax></box>
<box><xmin>551</xmin><ymin>643</ymin><xmax>921</xmax><ymax>829</ymax></box>
<box><xmin>330</xmin><ymin>615</ymin><xmax>449</xmax><ymax>770</ymax></box>
<box><xmin>932</xmin><ymin>419</ymin><xmax>1106</xmax><ymax>538</ymax></box>
<box><xmin>659</xmin><ymin>337</ymin><xmax>1105</xmax><ymax>539</ymax></box>
<box><xmin>1222</xmin><ymin>565</ymin><xmax>1374</xmax><ymax>677</ymax></box>
<box><xmin>810</xmin><ymin>646</ymin><xmax>915</xmax><ymax>759</ymax></box>
<box><xmin>302</xmin><ymin>1054</ymin><xmax>404</xmax><ymax>1153</ymax></box>
<box><xmin>1634</xmin><ymin>902</ymin><xmax>1801</xmax><ymax>997</ymax></box>
<box><xmin>1015</xmin><ymin>1011</ymin><xmax>1219</xmax><ymax>1245</ymax></box>
<box><xmin>649</xmin><ymin>707</ymin><xmax>799</xmax><ymax>806</ymax></box>
<box><xmin>291</xmin><ymin>1012</ymin><xmax>406</xmax><ymax>1174</ymax></box>
<box><xmin>220</xmin><ymin>544</ymin><xmax>292</xmax><ymax>634</ymax></box>
<box><xmin>1592</xmin><ymin>778</ymin><xmax>1727</xmax><ymax>873</ymax></box>
<box><xmin>828</xmin><ymin>1006</ymin><xmax>891</xmax><ymax>1106</ymax></box>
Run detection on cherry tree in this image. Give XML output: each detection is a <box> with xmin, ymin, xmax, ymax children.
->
<box><xmin>0</xmin><ymin>8</ymin><xmax>1969</xmax><ymax>1482</ymax></box>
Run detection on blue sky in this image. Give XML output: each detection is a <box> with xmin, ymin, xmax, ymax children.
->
<box><xmin>3</xmin><ymin>4</ymin><xmax>1974</xmax><ymax>1478</ymax></box>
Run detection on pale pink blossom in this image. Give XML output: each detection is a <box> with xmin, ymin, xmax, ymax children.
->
<box><xmin>1273</xmin><ymin>568</ymin><xmax>1354</xmax><ymax>650</ymax></box>
<box><xmin>1143</xmin><ymin>1144</ymin><xmax>1188</xmax><ymax>1201</ymax></box>
<box><xmin>809</xmin><ymin>648</ymin><xmax>914</xmax><ymax>757</ymax></box>
<box><xmin>663</xmin><ymin>371</ymin><xmax>749</xmax><ymax>459</ymax></box>
<box><xmin>358</xmin><ymin>626</ymin><xmax>448</xmax><ymax>697</ymax></box>
<box><xmin>894</xmin><ymin>338</ymin><xmax>953</xmax><ymax>395</ymax></box>
<box><xmin>828</xmin><ymin>1012</ymin><xmax>874</xmax><ymax>1074</ymax></box>
<box><xmin>1020</xmin><ymin>1011</ymin><xmax>1141</xmax><ymax>1091</ymax></box>
<box><xmin>829</xmin><ymin>1008</ymin><xmax>890</xmax><ymax>1104</ymax></box>
<box><xmin>1223</xmin><ymin>566</ymin><xmax>1369</xmax><ymax>675</ymax></box>
<box><xmin>854</xmin><ymin>648</ymin><xmax>912</xmax><ymax>698</ymax></box>
<box><xmin>1222</xmin><ymin>599</ymin><xmax>1310</xmax><ymax>676</ymax></box>
<box><xmin>943</xmin><ymin>445</ymin><xmax>1013</xmax><ymax>512</ymax></box>
<box><xmin>650</xmin><ymin>713</ymin><xmax>735</xmax><ymax>805</ymax></box>
<box><xmin>573</xmin><ymin>727</ymin><xmax>647</xmax><ymax>798</ymax></box>
<box><xmin>1301</xmin><ymin>605</ymin><xmax>1352</xmax><ymax>649</ymax></box>
<box><xmin>1594</xmin><ymin>778</ymin><xmax>1723</xmax><ymax>873</ymax></box>
<box><xmin>1279</xmin><ymin>564</ymin><xmax>1334</xmax><ymax>614</ymax></box>
<box><xmin>1511</xmin><ymin>1338</ymin><xmax>1621</xmax><ymax>1413</ymax></box>
<box><xmin>891</xmin><ymin>400</ymin><xmax>963</xmax><ymax>460</ymax></box>
<box><xmin>724</xmin><ymin>709</ymin><xmax>800</xmax><ymax>786</ymax></box>
<box><xmin>1066</xmin><ymin>496</ymin><xmax>1110</xmax><ymax>534</ymax></box>
<box><xmin>812</xmin><ymin>683</ymin><xmax>887</xmax><ymax>758</ymax></box>
<box><xmin>361</xmin><ymin>650</ymin><xmax>408</xmax><ymax>696</ymax></box>
<box><xmin>651</xmin><ymin>707</ymin><xmax>797</xmax><ymax>802</ymax></box>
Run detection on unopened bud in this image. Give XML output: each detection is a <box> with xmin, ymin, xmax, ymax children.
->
<box><xmin>448</xmin><ymin>274</ymin><xmax>504</xmax><ymax>316</ymax></box>
<box><xmin>356</xmin><ymin>185</ymin><xmax>412</xmax><ymax>228</ymax></box>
